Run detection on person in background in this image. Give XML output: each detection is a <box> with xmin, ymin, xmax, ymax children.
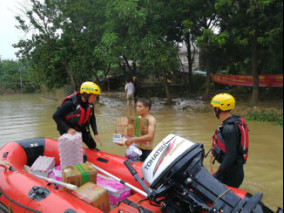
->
<box><xmin>125</xmin><ymin>97</ymin><xmax>156</xmax><ymax>161</ymax></box>
<box><xmin>125</xmin><ymin>79</ymin><xmax>135</xmax><ymax>108</ymax></box>
<box><xmin>53</xmin><ymin>81</ymin><xmax>102</xmax><ymax>150</ymax></box>
<box><xmin>210</xmin><ymin>93</ymin><xmax>249</xmax><ymax>188</ymax></box>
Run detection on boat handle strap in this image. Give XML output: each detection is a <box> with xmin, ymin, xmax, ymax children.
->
<box><xmin>0</xmin><ymin>161</ymin><xmax>17</xmax><ymax>171</ymax></box>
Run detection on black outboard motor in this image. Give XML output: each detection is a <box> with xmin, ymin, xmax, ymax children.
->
<box><xmin>125</xmin><ymin>134</ymin><xmax>281</xmax><ymax>213</ymax></box>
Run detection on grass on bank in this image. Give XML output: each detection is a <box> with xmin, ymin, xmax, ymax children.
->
<box><xmin>194</xmin><ymin>104</ymin><xmax>283</xmax><ymax>126</ymax></box>
<box><xmin>247</xmin><ymin>110</ymin><xmax>283</xmax><ymax>126</ymax></box>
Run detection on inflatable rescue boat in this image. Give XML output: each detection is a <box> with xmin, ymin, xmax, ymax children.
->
<box><xmin>0</xmin><ymin>136</ymin><xmax>282</xmax><ymax>213</ymax></box>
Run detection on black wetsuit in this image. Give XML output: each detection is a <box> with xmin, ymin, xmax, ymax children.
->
<box><xmin>139</xmin><ymin>149</ymin><xmax>152</xmax><ymax>162</ymax></box>
<box><xmin>53</xmin><ymin>94</ymin><xmax>98</xmax><ymax>150</ymax></box>
<box><xmin>213</xmin><ymin>116</ymin><xmax>244</xmax><ymax>188</ymax></box>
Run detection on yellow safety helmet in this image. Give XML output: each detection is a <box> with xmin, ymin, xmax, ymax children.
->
<box><xmin>80</xmin><ymin>82</ymin><xmax>101</xmax><ymax>95</ymax></box>
<box><xmin>211</xmin><ymin>93</ymin><xmax>235</xmax><ymax>111</ymax></box>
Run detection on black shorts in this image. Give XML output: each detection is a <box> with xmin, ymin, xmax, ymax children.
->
<box><xmin>81</xmin><ymin>128</ymin><xmax>97</xmax><ymax>150</ymax></box>
<box><xmin>140</xmin><ymin>149</ymin><xmax>152</xmax><ymax>162</ymax></box>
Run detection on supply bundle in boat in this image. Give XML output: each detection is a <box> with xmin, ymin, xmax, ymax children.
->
<box><xmin>58</xmin><ymin>132</ymin><xmax>83</xmax><ymax>167</ymax></box>
<box><xmin>97</xmin><ymin>174</ymin><xmax>131</xmax><ymax>207</ymax></box>
<box><xmin>73</xmin><ymin>182</ymin><xmax>110</xmax><ymax>213</ymax></box>
<box><xmin>62</xmin><ymin>162</ymin><xmax>97</xmax><ymax>191</ymax></box>
<box><xmin>47</xmin><ymin>165</ymin><xmax>62</xmax><ymax>188</ymax></box>
<box><xmin>30</xmin><ymin>155</ymin><xmax>55</xmax><ymax>177</ymax></box>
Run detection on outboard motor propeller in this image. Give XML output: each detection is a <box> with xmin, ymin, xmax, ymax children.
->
<box><xmin>125</xmin><ymin>134</ymin><xmax>279</xmax><ymax>213</ymax></box>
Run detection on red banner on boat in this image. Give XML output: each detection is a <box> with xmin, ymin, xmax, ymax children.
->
<box><xmin>211</xmin><ymin>74</ymin><xmax>283</xmax><ymax>87</ymax></box>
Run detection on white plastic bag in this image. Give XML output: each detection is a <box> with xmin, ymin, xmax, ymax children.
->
<box><xmin>125</xmin><ymin>144</ymin><xmax>142</xmax><ymax>159</ymax></box>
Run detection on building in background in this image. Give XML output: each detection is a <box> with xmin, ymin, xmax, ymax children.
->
<box><xmin>178</xmin><ymin>41</ymin><xmax>205</xmax><ymax>75</ymax></box>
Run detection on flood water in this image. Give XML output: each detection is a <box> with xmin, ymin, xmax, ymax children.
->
<box><xmin>0</xmin><ymin>93</ymin><xmax>283</xmax><ymax>211</ymax></box>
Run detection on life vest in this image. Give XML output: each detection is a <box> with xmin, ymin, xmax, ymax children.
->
<box><xmin>212</xmin><ymin>116</ymin><xmax>249</xmax><ymax>164</ymax></box>
<box><xmin>61</xmin><ymin>92</ymin><xmax>93</xmax><ymax>128</ymax></box>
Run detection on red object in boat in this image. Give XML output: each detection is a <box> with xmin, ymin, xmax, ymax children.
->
<box><xmin>0</xmin><ymin>138</ymin><xmax>249</xmax><ymax>213</ymax></box>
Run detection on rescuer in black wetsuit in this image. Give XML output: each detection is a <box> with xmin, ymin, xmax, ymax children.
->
<box><xmin>53</xmin><ymin>82</ymin><xmax>102</xmax><ymax>150</ymax></box>
<box><xmin>210</xmin><ymin>93</ymin><xmax>249</xmax><ymax>188</ymax></box>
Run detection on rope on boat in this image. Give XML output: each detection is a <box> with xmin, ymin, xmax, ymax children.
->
<box><xmin>0</xmin><ymin>187</ymin><xmax>41</xmax><ymax>213</ymax></box>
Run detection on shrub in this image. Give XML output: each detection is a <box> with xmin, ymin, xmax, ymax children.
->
<box><xmin>247</xmin><ymin>110</ymin><xmax>283</xmax><ymax>126</ymax></box>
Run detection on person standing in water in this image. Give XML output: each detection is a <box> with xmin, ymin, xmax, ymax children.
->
<box><xmin>53</xmin><ymin>81</ymin><xmax>102</xmax><ymax>150</ymax></box>
<box><xmin>210</xmin><ymin>93</ymin><xmax>249</xmax><ymax>188</ymax></box>
<box><xmin>125</xmin><ymin>97</ymin><xmax>156</xmax><ymax>161</ymax></box>
<box><xmin>125</xmin><ymin>79</ymin><xmax>135</xmax><ymax>108</ymax></box>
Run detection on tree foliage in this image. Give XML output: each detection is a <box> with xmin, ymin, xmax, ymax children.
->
<box><xmin>0</xmin><ymin>59</ymin><xmax>40</xmax><ymax>92</ymax></box>
<box><xmin>215</xmin><ymin>0</ymin><xmax>283</xmax><ymax>103</ymax></box>
<box><xmin>6</xmin><ymin>0</ymin><xmax>282</xmax><ymax>101</ymax></box>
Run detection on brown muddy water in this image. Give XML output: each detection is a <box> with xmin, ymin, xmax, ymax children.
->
<box><xmin>0</xmin><ymin>93</ymin><xmax>283</xmax><ymax>211</ymax></box>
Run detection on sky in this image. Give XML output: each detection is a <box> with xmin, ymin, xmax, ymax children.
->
<box><xmin>0</xmin><ymin>0</ymin><xmax>30</xmax><ymax>60</ymax></box>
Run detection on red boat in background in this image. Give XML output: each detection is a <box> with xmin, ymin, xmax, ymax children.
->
<box><xmin>0</xmin><ymin>137</ymin><xmax>282</xmax><ymax>213</ymax></box>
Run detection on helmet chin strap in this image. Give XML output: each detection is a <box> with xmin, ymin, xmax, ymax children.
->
<box><xmin>82</xmin><ymin>93</ymin><xmax>91</xmax><ymax>103</ymax></box>
<box><xmin>214</xmin><ymin>107</ymin><xmax>222</xmax><ymax>119</ymax></box>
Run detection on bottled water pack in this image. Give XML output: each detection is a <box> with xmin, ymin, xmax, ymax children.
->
<box><xmin>58</xmin><ymin>132</ymin><xmax>83</xmax><ymax>168</ymax></box>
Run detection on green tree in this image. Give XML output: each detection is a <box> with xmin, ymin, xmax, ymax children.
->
<box><xmin>14</xmin><ymin>0</ymin><xmax>108</xmax><ymax>90</ymax></box>
<box><xmin>175</xmin><ymin>0</ymin><xmax>217</xmax><ymax>95</ymax></box>
<box><xmin>99</xmin><ymin>0</ymin><xmax>152</xmax><ymax>78</ymax></box>
<box><xmin>215</xmin><ymin>0</ymin><xmax>283</xmax><ymax>104</ymax></box>
<box><xmin>14</xmin><ymin>0</ymin><xmax>67</xmax><ymax>88</ymax></box>
<box><xmin>0</xmin><ymin>59</ymin><xmax>40</xmax><ymax>93</ymax></box>
<box><xmin>0</xmin><ymin>60</ymin><xmax>21</xmax><ymax>91</ymax></box>
<box><xmin>136</xmin><ymin>1</ymin><xmax>181</xmax><ymax>103</ymax></box>
<box><xmin>100</xmin><ymin>0</ymin><xmax>180</xmax><ymax>103</ymax></box>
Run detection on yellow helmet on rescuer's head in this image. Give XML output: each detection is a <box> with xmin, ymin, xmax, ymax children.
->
<box><xmin>211</xmin><ymin>93</ymin><xmax>235</xmax><ymax>111</ymax></box>
<box><xmin>80</xmin><ymin>82</ymin><xmax>101</xmax><ymax>95</ymax></box>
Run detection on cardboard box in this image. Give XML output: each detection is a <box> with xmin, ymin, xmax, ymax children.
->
<box><xmin>31</xmin><ymin>156</ymin><xmax>55</xmax><ymax>177</ymax></box>
<box><xmin>73</xmin><ymin>182</ymin><xmax>110</xmax><ymax>213</ymax></box>
<box><xmin>97</xmin><ymin>174</ymin><xmax>131</xmax><ymax>207</ymax></box>
<box><xmin>62</xmin><ymin>163</ymin><xmax>97</xmax><ymax>190</ymax></box>
<box><xmin>115</xmin><ymin>116</ymin><xmax>148</xmax><ymax>137</ymax></box>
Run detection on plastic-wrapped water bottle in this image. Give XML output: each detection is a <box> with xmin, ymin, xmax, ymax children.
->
<box><xmin>58</xmin><ymin>132</ymin><xmax>83</xmax><ymax>168</ymax></box>
<box><xmin>31</xmin><ymin>156</ymin><xmax>55</xmax><ymax>177</ymax></box>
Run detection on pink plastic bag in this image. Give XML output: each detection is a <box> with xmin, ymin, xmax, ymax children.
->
<box><xmin>47</xmin><ymin>165</ymin><xmax>62</xmax><ymax>188</ymax></box>
<box><xmin>97</xmin><ymin>174</ymin><xmax>131</xmax><ymax>206</ymax></box>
